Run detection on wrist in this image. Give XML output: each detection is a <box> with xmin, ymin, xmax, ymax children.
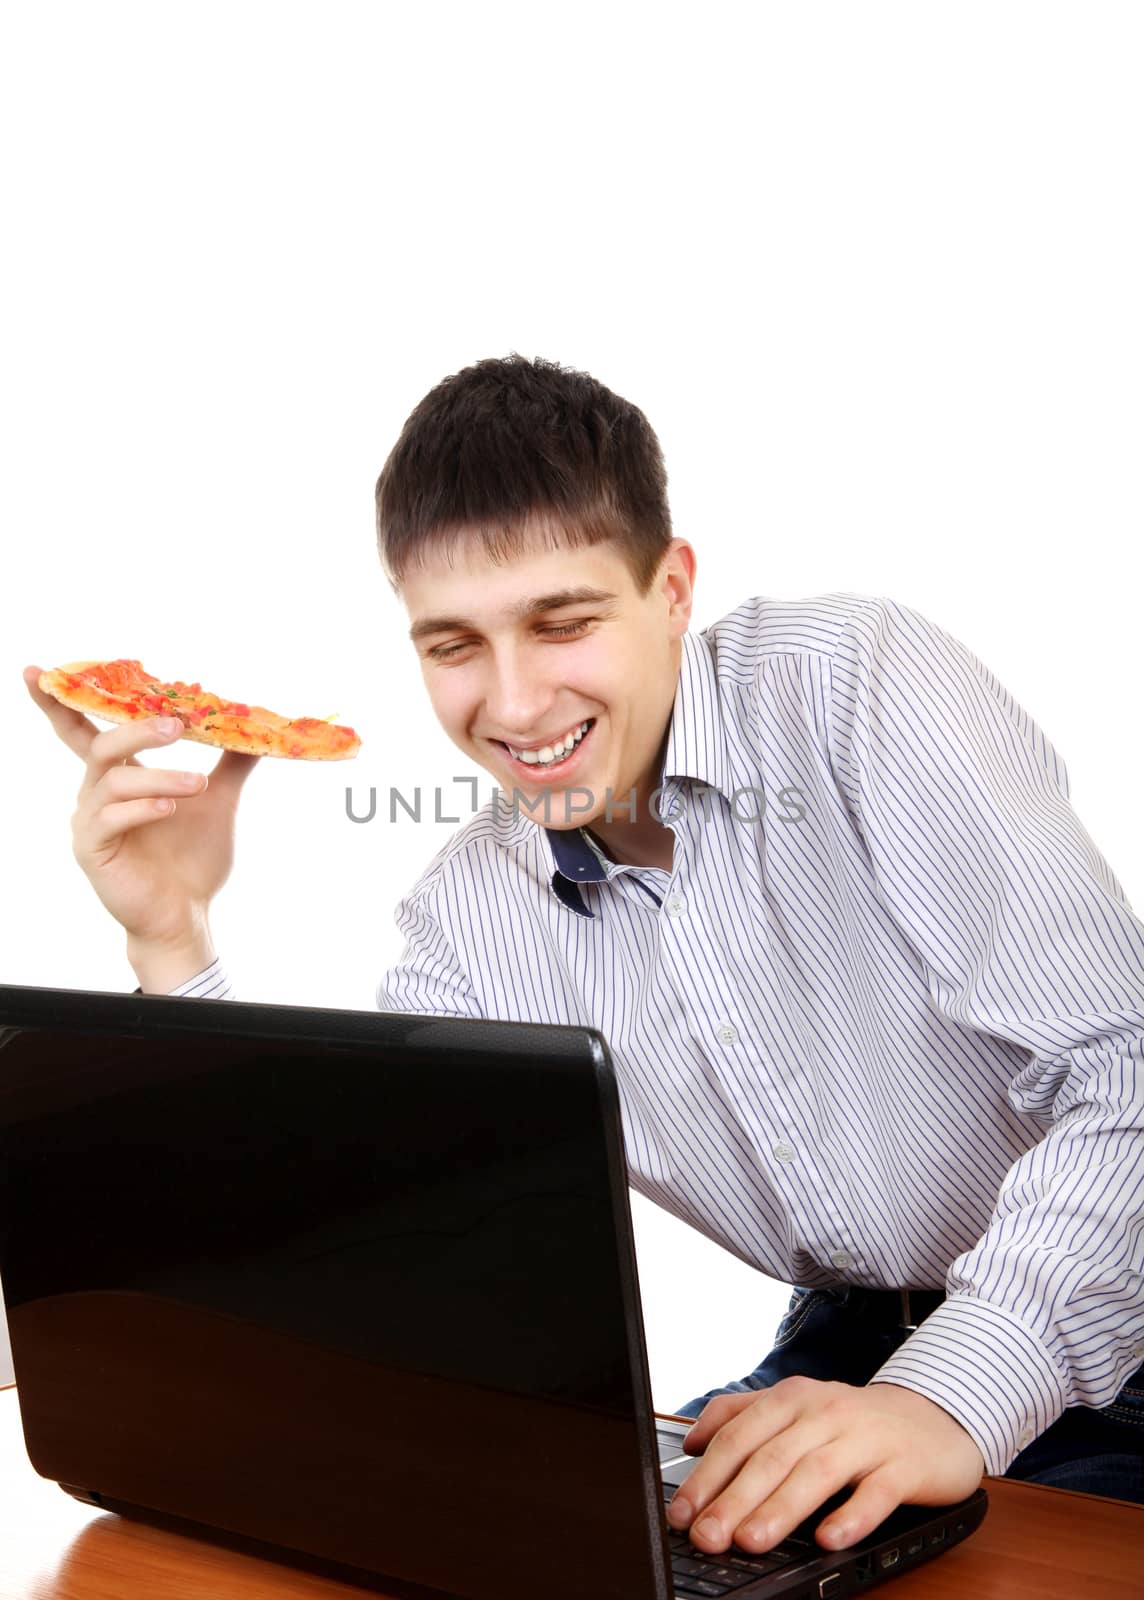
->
<box><xmin>127</xmin><ymin>926</ymin><xmax>217</xmax><ymax>995</ymax></box>
<box><xmin>868</xmin><ymin>1382</ymin><xmax>986</xmax><ymax>1463</ymax></box>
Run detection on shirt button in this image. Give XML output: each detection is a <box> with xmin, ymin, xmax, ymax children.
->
<box><xmin>716</xmin><ymin>1024</ymin><xmax>739</xmax><ymax>1046</ymax></box>
<box><xmin>665</xmin><ymin>895</ymin><xmax>686</xmax><ymax>916</ymax></box>
<box><xmin>829</xmin><ymin>1251</ymin><xmax>853</xmax><ymax>1271</ymax></box>
<box><xmin>773</xmin><ymin>1140</ymin><xmax>796</xmax><ymax>1163</ymax></box>
<box><xmin>1017</xmin><ymin>1429</ymin><xmax>1035</xmax><ymax>1451</ymax></box>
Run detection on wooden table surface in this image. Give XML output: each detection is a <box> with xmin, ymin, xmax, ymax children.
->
<box><xmin>2</xmin><ymin>1385</ymin><xmax>1141</xmax><ymax>1600</ymax></box>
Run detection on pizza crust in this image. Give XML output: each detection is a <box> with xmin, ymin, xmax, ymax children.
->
<box><xmin>38</xmin><ymin>662</ymin><xmax>361</xmax><ymax>761</ymax></box>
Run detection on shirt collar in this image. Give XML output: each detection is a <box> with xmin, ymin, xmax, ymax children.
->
<box><xmin>659</xmin><ymin>624</ymin><xmax>734</xmax><ymax>799</ymax></box>
<box><xmin>543</xmin><ymin>628</ymin><xmax>732</xmax><ymax>916</ymax></box>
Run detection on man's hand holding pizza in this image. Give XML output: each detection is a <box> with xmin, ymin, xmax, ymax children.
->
<box><xmin>23</xmin><ymin>664</ymin><xmax>262</xmax><ymax>992</ymax></box>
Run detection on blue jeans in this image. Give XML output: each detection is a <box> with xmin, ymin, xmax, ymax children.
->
<box><xmin>674</xmin><ymin>1285</ymin><xmax>1144</xmax><ymax>1505</ymax></box>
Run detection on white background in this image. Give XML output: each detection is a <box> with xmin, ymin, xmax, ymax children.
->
<box><xmin>1</xmin><ymin>3</ymin><xmax>1141</xmax><ymax>1405</ymax></box>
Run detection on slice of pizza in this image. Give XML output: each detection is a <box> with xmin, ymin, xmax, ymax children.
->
<box><xmin>38</xmin><ymin>660</ymin><xmax>361</xmax><ymax>761</ymax></box>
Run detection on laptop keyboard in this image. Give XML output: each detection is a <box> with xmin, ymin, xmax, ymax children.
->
<box><xmin>658</xmin><ymin>1426</ymin><xmax>852</xmax><ymax>1598</ymax></box>
<box><xmin>667</xmin><ymin>1526</ymin><xmax>814</xmax><ymax>1594</ymax></box>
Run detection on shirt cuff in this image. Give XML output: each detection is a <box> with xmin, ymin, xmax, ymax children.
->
<box><xmin>867</xmin><ymin>1295</ymin><xmax>1068</xmax><ymax>1476</ymax></box>
<box><xmin>131</xmin><ymin>956</ymin><xmax>235</xmax><ymax>1000</ymax></box>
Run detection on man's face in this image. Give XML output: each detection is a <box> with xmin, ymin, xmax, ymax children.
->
<box><xmin>401</xmin><ymin>531</ymin><xmax>695</xmax><ymax>830</ymax></box>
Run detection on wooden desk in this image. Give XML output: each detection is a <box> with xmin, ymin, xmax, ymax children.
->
<box><xmin>1</xmin><ymin>1385</ymin><xmax>1140</xmax><ymax>1600</ymax></box>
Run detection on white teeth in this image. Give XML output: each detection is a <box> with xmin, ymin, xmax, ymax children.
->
<box><xmin>509</xmin><ymin>720</ymin><xmax>593</xmax><ymax>765</ymax></box>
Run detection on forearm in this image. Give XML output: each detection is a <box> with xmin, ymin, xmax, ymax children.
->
<box><xmin>871</xmin><ymin>1067</ymin><xmax>1144</xmax><ymax>1476</ymax></box>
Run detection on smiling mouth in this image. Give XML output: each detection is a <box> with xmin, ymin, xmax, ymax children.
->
<box><xmin>495</xmin><ymin>718</ymin><xmax>596</xmax><ymax>775</ymax></box>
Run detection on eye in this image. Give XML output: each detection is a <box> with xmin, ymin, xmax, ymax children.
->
<box><xmin>539</xmin><ymin>620</ymin><xmax>591</xmax><ymax>640</ymax></box>
<box><xmin>426</xmin><ymin>619</ymin><xmax>591</xmax><ymax>662</ymax></box>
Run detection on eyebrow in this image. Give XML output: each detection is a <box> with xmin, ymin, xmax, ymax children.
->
<box><xmin>408</xmin><ymin>586</ymin><xmax>619</xmax><ymax>642</ymax></box>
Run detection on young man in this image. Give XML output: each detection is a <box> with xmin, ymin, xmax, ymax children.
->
<box><xmin>26</xmin><ymin>356</ymin><xmax>1144</xmax><ymax>1552</ymax></box>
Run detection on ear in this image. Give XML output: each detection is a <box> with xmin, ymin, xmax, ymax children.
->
<box><xmin>662</xmin><ymin>539</ymin><xmax>697</xmax><ymax>636</ymax></box>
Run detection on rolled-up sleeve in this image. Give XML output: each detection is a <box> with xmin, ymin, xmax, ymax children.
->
<box><xmin>828</xmin><ymin>596</ymin><xmax>1144</xmax><ymax>1475</ymax></box>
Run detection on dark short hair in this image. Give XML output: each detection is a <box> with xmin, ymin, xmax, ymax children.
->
<box><xmin>375</xmin><ymin>353</ymin><xmax>673</xmax><ymax>595</ymax></box>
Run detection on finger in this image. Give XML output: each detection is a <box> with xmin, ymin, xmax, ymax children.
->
<box><xmin>91</xmin><ymin>766</ymin><xmax>209</xmax><ymax>806</ymax></box>
<box><xmin>75</xmin><ymin>764</ymin><xmax>209</xmax><ymax>860</ymax></box>
<box><xmin>80</xmin><ymin>716</ymin><xmax>187</xmax><ymax>789</ymax></box>
<box><xmin>24</xmin><ymin>664</ymin><xmax>122</xmax><ymax>765</ymax></box>
<box><xmin>669</xmin><ymin>1389</ymin><xmax>802</xmax><ymax>1533</ymax></box>
<box><xmin>74</xmin><ymin>764</ymin><xmax>202</xmax><ymax>864</ymax></box>
<box><xmin>25</xmin><ymin>666</ymin><xmax>188</xmax><ymax>774</ymax></box>
<box><xmin>678</xmin><ymin>1419</ymin><xmax>833</xmax><ymax>1553</ymax></box>
<box><xmin>78</xmin><ymin>795</ymin><xmax>183</xmax><ymax>859</ymax></box>
<box><xmin>207</xmin><ymin>747</ymin><xmax>262</xmax><ymax>786</ymax></box>
<box><xmin>808</xmin><ymin>1465</ymin><xmax>903</xmax><ymax>1552</ymax></box>
<box><xmin>727</xmin><ymin>1441</ymin><xmax>865</xmax><ymax>1554</ymax></box>
<box><xmin>683</xmin><ymin>1391</ymin><xmax>760</xmax><ymax>1451</ymax></box>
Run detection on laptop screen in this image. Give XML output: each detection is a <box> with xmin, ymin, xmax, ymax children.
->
<box><xmin>0</xmin><ymin>987</ymin><xmax>669</xmax><ymax>1600</ymax></box>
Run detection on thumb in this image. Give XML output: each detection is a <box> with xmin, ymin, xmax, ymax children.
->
<box><xmin>208</xmin><ymin>749</ymin><xmax>263</xmax><ymax>789</ymax></box>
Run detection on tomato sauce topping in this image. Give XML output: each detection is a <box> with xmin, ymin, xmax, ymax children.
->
<box><xmin>58</xmin><ymin>661</ymin><xmax>358</xmax><ymax>750</ymax></box>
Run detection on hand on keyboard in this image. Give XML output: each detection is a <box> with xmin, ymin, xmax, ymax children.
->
<box><xmin>664</xmin><ymin>1376</ymin><xmax>984</xmax><ymax>1557</ymax></box>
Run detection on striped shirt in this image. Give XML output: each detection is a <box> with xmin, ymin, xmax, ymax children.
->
<box><xmin>170</xmin><ymin>592</ymin><xmax>1144</xmax><ymax>1477</ymax></box>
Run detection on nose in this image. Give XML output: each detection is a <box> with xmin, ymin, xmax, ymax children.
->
<box><xmin>482</xmin><ymin>642</ymin><xmax>557</xmax><ymax>738</ymax></box>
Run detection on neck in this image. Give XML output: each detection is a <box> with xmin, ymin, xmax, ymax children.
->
<box><xmin>585</xmin><ymin>717</ymin><xmax>677</xmax><ymax>869</ymax></box>
<box><xmin>585</xmin><ymin>816</ymin><xmax>675</xmax><ymax>871</ymax></box>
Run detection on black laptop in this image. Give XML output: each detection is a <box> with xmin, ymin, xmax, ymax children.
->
<box><xmin>0</xmin><ymin>983</ymin><xmax>987</xmax><ymax>1599</ymax></box>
